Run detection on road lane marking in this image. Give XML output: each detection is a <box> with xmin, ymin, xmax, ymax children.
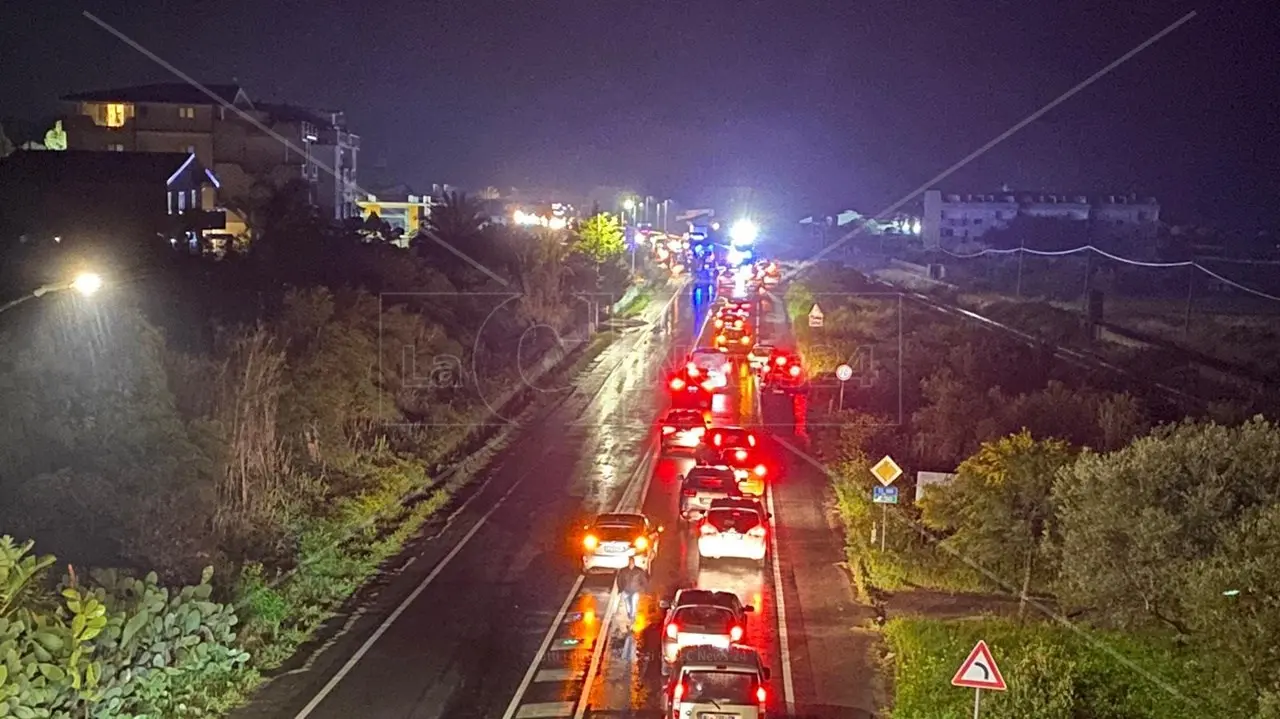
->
<box><xmin>515</xmin><ymin>701</ymin><xmax>575</xmax><ymax>718</ymax></box>
<box><xmin>293</xmin><ymin>474</ymin><xmax>529</xmax><ymax>719</ymax></box>
<box><xmin>502</xmin><ymin>573</ymin><xmax>584</xmax><ymax>719</ymax></box>
<box><xmin>572</xmin><ymin>585</ymin><xmax>620</xmax><ymax>719</ymax></box>
<box><xmin>767</xmin><ymin>477</ymin><xmax>798</xmax><ymax>713</ymax></box>
<box><xmin>535</xmin><ymin>668</ymin><xmax>583</xmax><ymax>682</ymax></box>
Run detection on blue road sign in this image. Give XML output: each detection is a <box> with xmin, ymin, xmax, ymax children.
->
<box><xmin>873</xmin><ymin>486</ymin><xmax>899</xmax><ymax>504</ymax></box>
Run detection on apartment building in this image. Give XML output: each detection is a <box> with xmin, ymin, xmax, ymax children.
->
<box><xmin>60</xmin><ymin>83</ymin><xmax>360</xmax><ymax>226</ymax></box>
<box><xmin>922</xmin><ymin>189</ymin><xmax>1160</xmax><ymax>249</ymax></box>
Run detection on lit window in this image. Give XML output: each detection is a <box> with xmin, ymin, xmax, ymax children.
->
<box><xmin>179</xmin><ymin>107</ymin><xmax>195</xmax><ymax>119</ymax></box>
<box><xmin>104</xmin><ymin>103</ymin><xmax>127</xmax><ymax>127</ymax></box>
<box><xmin>107</xmin><ymin>143</ymin><xmax>124</xmax><ymax>152</ymax></box>
<box><xmin>178</xmin><ymin>192</ymin><xmax>186</xmax><ymax>211</ymax></box>
<box><xmin>168</xmin><ymin>192</ymin><xmax>174</xmax><ymax>215</ymax></box>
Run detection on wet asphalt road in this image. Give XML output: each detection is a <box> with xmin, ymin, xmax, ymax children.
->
<box><xmin>233</xmin><ymin>278</ymin><xmax>872</xmax><ymax>719</ymax></box>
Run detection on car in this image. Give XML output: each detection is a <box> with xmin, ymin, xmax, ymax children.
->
<box><xmin>747</xmin><ymin>344</ymin><xmax>775</xmax><ymax>371</ymax></box>
<box><xmin>663</xmin><ymin>644</ymin><xmax>771</xmax><ymax>718</ymax></box>
<box><xmin>659</xmin><ymin>589</ymin><xmax>755</xmax><ymax>671</ymax></box>
<box><xmin>688</xmin><ymin>348</ymin><xmax>731</xmax><ymax>388</ymax></box>
<box><xmin>668</xmin><ymin>368</ymin><xmax>716</xmax><ymax>410</ymax></box>
<box><xmin>660</xmin><ymin>408</ymin><xmax>710</xmax><ymax>450</ymax></box>
<box><xmin>698</xmin><ymin>500</ymin><xmax>769</xmax><ymax>563</ymax></box>
<box><xmin>679</xmin><ymin>465</ymin><xmax>743</xmax><ymax>521</ymax></box>
<box><xmin>761</xmin><ymin>352</ymin><xmax>805</xmax><ymax>394</ymax></box>
<box><xmin>714</xmin><ymin>327</ymin><xmax>754</xmax><ymax>353</ymax></box>
<box><xmin>717</xmin><ymin>447</ymin><xmax>769</xmax><ymax>497</ymax></box>
<box><xmin>708</xmin><ymin>426</ymin><xmax>758</xmax><ymax>452</ymax></box>
<box><xmin>581</xmin><ymin>513</ymin><xmax>663</xmax><ymax>573</ymax></box>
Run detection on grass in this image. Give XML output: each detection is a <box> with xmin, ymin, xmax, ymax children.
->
<box><xmin>884</xmin><ymin>617</ymin><xmax>1252</xmax><ymax>719</ymax></box>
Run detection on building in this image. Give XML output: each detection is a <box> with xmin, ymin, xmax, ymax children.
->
<box><xmin>922</xmin><ymin>190</ymin><xmax>1160</xmax><ymax>249</ymax></box>
<box><xmin>59</xmin><ymin>83</ymin><xmax>360</xmax><ymax>229</ymax></box>
<box><xmin>0</xmin><ymin>150</ymin><xmax>223</xmax><ymax>256</ymax></box>
<box><xmin>356</xmin><ymin>185</ymin><xmax>433</xmax><ymax>243</ymax></box>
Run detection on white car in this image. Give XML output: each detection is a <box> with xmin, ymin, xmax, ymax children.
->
<box><xmin>581</xmin><ymin>513</ymin><xmax>663</xmax><ymax>573</ymax></box>
<box><xmin>660</xmin><ymin>409</ymin><xmax>709</xmax><ymax>450</ymax></box>
<box><xmin>659</xmin><ymin>589</ymin><xmax>754</xmax><ymax>671</ymax></box>
<box><xmin>698</xmin><ymin>499</ymin><xmax>768</xmax><ymax>563</ymax></box>
<box><xmin>688</xmin><ymin>349</ymin><xmax>730</xmax><ymax>389</ymax></box>
<box><xmin>747</xmin><ymin>344</ymin><xmax>774</xmax><ymax>371</ymax></box>
<box><xmin>664</xmin><ymin>645</ymin><xmax>770</xmax><ymax>719</ymax></box>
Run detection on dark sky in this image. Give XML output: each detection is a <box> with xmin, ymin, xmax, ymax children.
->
<box><xmin>3</xmin><ymin>0</ymin><xmax>1278</xmax><ymax>225</ymax></box>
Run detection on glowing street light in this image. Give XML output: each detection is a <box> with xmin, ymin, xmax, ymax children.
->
<box><xmin>623</xmin><ymin>198</ymin><xmax>636</xmax><ymax>211</ymax></box>
<box><xmin>0</xmin><ymin>271</ymin><xmax>105</xmax><ymax>316</ymax></box>
<box><xmin>729</xmin><ymin>219</ymin><xmax>759</xmax><ymax>246</ymax></box>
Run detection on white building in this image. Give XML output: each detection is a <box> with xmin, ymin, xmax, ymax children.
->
<box><xmin>922</xmin><ymin>190</ymin><xmax>1160</xmax><ymax>249</ymax></box>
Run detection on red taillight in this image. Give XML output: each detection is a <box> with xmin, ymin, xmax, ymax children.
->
<box><xmin>662</xmin><ymin>425</ymin><xmax>676</xmax><ymax>435</ymax></box>
<box><xmin>687</xmin><ymin>364</ymin><xmax>701</xmax><ymax>377</ymax></box>
<box><xmin>747</xmin><ymin>433</ymin><xmax>757</xmax><ymax>447</ymax></box>
<box><xmin>756</xmin><ymin>685</ymin><xmax>767</xmax><ymax>704</ymax></box>
<box><xmin>683</xmin><ymin>488</ymin><xmax>697</xmax><ymax>497</ymax></box>
<box><xmin>713</xmin><ymin>433</ymin><xmax>722</xmax><ymax>446</ymax></box>
<box><xmin>775</xmin><ymin>356</ymin><xmax>787</xmax><ymax>366</ymax></box>
<box><xmin>789</xmin><ymin>365</ymin><xmax>801</xmax><ymax>377</ymax></box>
<box><xmin>699</xmin><ymin>522</ymin><xmax>719</xmax><ymax>536</ymax></box>
<box><xmin>670</xmin><ymin>377</ymin><xmax>686</xmax><ymax>391</ymax></box>
<box><xmin>748</xmin><ymin>525</ymin><xmax>766</xmax><ymax>538</ymax></box>
<box><xmin>730</xmin><ymin>625</ymin><xmax>744</xmax><ymax>642</ymax></box>
<box><xmin>666</xmin><ymin>622</ymin><xmax>679</xmax><ymax>640</ymax></box>
<box><xmin>735</xmin><ymin>449</ymin><xmax>748</xmax><ymax>461</ymax></box>
<box><xmin>754</xmin><ymin>464</ymin><xmax>767</xmax><ymax>476</ymax></box>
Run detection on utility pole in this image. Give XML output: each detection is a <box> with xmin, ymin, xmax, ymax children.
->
<box><xmin>1015</xmin><ymin>236</ymin><xmax>1025</xmax><ymax>297</ymax></box>
<box><xmin>1183</xmin><ymin>262</ymin><xmax>1195</xmax><ymax>337</ymax></box>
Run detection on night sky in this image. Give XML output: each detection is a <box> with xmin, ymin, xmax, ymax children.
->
<box><xmin>3</xmin><ymin>0</ymin><xmax>1278</xmax><ymax>226</ymax></box>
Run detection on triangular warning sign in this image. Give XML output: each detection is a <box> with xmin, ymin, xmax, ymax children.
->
<box><xmin>951</xmin><ymin>640</ymin><xmax>1007</xmax><ymax>691</ymax></box>
<box><xmin>808</xmin><ymin>303</ymin><xmax>823</xmax><ymax>318</ymax></box>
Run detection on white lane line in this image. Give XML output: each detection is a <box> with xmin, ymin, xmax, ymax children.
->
<box><xmin>501</xmin><ymin>573</ymin><xmax>585</xmax><ymax>719</ymax></box>
<box><xmin>766</xmin><ymin>482</ymin><xmax>797</xmax><ymax>714</ymax></box>
<box><xmin>294</xmin><ymin>474</ymin><xmax>529</xmax><ymax>719</ymax></box>
<box><xmin>572</xmin><ymin>585</ymin><xmax>621</xmax><ymax>719</ymax></box>
<box><xmin>535</xmin><ymin>668</ymin><xmax>583</xmax><ymax>682</ymax></box>
<box><xmin>515</xmin><ymin>701</ymin><xmax>575</xmax><ymax>718</ymax></box>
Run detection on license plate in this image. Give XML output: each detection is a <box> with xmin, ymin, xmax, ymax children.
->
<box><xmin>698</xmin><ymin>713</ymin><xmax>739</xmax><ymax>719</ymax></box>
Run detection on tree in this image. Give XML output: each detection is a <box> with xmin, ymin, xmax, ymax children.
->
<box><xmin>574</xmin><ymin>212</ymin><xmax>625</xmax><ymax>264</ymax></box>
<box><xmin>1052</xmin><ymin>417</ymin><xmax>1280</xmax><ymax>635</ymax></box>
<box><xmin>920</xmin><ymin>430</ymin><xmax>1073</xmax><ymax>614</ymax></box>
<box><xmin>424</xmin><ymin>190</ymin><xmax>484</xmax><ymax>245</ymax></box>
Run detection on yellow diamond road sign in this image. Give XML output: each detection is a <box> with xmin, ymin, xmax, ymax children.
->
<box><xmin>871</xmin><ymin>455</ymin><xmax>902</xmax><ymax>486</ymax></box>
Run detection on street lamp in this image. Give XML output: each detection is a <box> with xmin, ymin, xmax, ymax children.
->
<box><xmin>730</xmin><ymin>219</ymin><xmax>759</xmax><ymax>246</ymax></box>
<box><xmin>0</xmin><ymin>271</ymin><xmax>104</xmax><ymax>316</ymax></box>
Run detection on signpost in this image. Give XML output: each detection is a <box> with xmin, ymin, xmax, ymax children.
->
<box><xmin>808</xmin><ymin>303</ymin><xmax>824</xmax><ymax>328</ymax></box>
<box><xmin>869</xmin><ymin>455</ymin><xmax>902</xmax><ymax>551</ymax></box>
<box><xmin>951</xmin><ymin>640</ymin><xmax>1007</xmax><ymax>718</ymax></box>
<box><xmin>872</xmin><ymin>486</ymin><xmax>898</xmax><ymax>504</ymax></box>
<box><xmin>835</xmin><ymin>363</ymin><xmax>853</xmax><ymax>410</ymax></box>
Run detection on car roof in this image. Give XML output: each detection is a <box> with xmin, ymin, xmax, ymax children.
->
<box><xmin>594</xmin><ymin>512</ymin><xmax>646</xmax><ymax>527</ymax></box>
<box><xmin>686</xmin><ymin>465</ymin><xmax>735</xmax><ymax>478</ymax></box>
<box><xmin>675</xmin><ymin>588</ymin><xmax>741</xmax><ymax>608</ymax></box>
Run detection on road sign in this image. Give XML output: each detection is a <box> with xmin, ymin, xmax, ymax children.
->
<box><xmin>952</xmin><ymin>640</ymin><xmax>1007</xmax><ymax>691</ymax></box>
<box><xmin>808</xmin><ymin>303</ymin><xmax>824</xmax><ymax>327</ymax></box>
<box><xmin>871</xmin><ymin>455</ymin><xmax>902</xmax><ymax>486</ymax></box>
<box><xmin>872</xmin><ymin>486</ymin><xmax>899</xmax><ymax>504</ymax></box>
<box><xmin>835</xmin><ymin>363</ymin><xmax>853</xmax><ymax>382</ymax></box>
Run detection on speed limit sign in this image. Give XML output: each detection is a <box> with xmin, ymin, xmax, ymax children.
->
<box><xmin>835</xmin><ymin>364</ymin><xmax>853</xmax><ymax>382</ymax></box>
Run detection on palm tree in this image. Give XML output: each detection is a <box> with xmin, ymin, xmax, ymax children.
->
<box><xmin>424</xmin><ymin>191</ymin><xmax>484</xmax><ymax>245</ymax></box>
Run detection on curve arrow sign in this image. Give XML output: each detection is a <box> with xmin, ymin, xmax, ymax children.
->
<box><xmin>951</xmin><ymin>640</ymin><xmax>1007</xmax><ymax>691</ymax></box>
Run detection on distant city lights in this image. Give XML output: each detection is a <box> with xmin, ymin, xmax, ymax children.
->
<box><xmin>513</xmin><ymin>209</ymin><xmax>568</xmax><ymax>230</ymax></box>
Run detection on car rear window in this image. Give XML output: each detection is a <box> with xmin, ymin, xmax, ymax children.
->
<box><xmin>683</xmin><ymin>670</ymin><xmax>757</xmax><ymax>704</ymax></box>
<box><xmin>674</xmin><ymin>606</ymin><xmax>734</xmax><ymax>631</ymax></box>
<box><xmin>687</xmin><ymin>472</ymin><xmax>736</xmax><ymax>491</ymax></box>
<box><xmin>594</xmin><ymin>525</ymin><xmax>639</xmax><ymax>542</ymax></box>
<box><xmin>706</xmin><ymin>509</ymin><xmax>762</xmax><ymax>532</ymax></box>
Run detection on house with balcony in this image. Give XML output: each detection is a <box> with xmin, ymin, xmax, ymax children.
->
<box><xmin>356</xmin><ymin>185</ymin><xmax>432</xmax><ymax>246</ymax></box>
<box><xmin>59</xmin><ymin>83</ymin><xmax>360</xmax><ymax>236</ymax></box>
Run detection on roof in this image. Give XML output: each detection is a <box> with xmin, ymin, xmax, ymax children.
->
<box><xmin>674</xmin><ymin>644</ymin><xmax>762</xmax><ymax>668</ymax></box>
<box><xmin>62</xmin><ymin>83</ymin><xmax>250</xmax><ymax>107</ymax></box>
<box><xmin>0</xmin><ymin>150</ymin><xmax>194</xmax><ymax>186</ymax></box>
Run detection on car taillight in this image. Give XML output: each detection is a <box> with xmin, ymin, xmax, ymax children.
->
<box><xmin>666</xmin><ymin>622</ymin><xmax>679</xmax><ymax>640</ymax></box>
<box><xmin>687</xmin><ymin>364</ymin><xmax>701</xmax><ymax>377</ymax></box>
<box><xmin>789</xmin><ymin>365</ymin><xmax>801</xmax><ymax>377</ymax></box>
<box><xmin>730</xmin><ymin>625</ymin><xmax>744</xmax><ymax>642</ymax></box>
<box><xmin>583</xmin><ymin>534</ymin><xmax>598</xmax><ymax>550</ymax></box>
<box><xmin>735</xmin><ymin>449</ymin><xmax>748</xmax><ymax>460</ymax></box>
<box><xmin>754</xmin><ymin>464</ymin><xmax>767</xmax><ymax>476</ymax></box>
<box><xmin>775</xmin><ymin>356</ymin><xmax>787</xmax><ymax>366</ymax></box>
<box><xmin>691</xmin><ymin>426</ymin><xmax>706</xmax><ymax>436</ymax></box>
<box><xmin>701</xmin><ymin>380</ymin><xmax>716</xmax><ymax>391</ymax></box>
<box><xmin>713</xmin><ymin>433</ymin><xmax>722</xmax><ymax>446</ymax></box>
<box><xmin>747</xmin><ymin>434</ymin><xmax>757</xmax><ymax>447</ymax></box>
<box><xmin>634</xmin><ymin>536</ymin><xmax>649</xmax><ymax>551</ymax></box>
<box><xmin>699</xmin><ymin>522</ymin><xmax>719</xmax><ymax>536</ymax></box>
<box><xmin>670</xmin><ymin>377</ymin><xmax>686</xmax><ymax>391</ymax></box>
<box><xmin>756</xmin><ymin>685</ymin><xmax>767</xmax><ymax>704</ymax></box>
<box><xmin>741</xmin><ymin>336</ymin><xmax>751</xmax><ymax>344</ymax></box>
<box><xmin>748</xmin><ymin>525</ymin><xmax>766</xmax><ymax>538</ymax></box>
<box><xmin>662</xmin><ymin>425</ymin><xmax>676</xmax><ymax>435</ymax></box>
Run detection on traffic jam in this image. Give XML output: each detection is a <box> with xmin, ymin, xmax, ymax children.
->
<box><xmin>578</xmin><ymin>239</ymin><xmax>804</xmax><ymax>718</ymax></box>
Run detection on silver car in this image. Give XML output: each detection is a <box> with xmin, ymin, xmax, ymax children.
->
<box><xmin>581</xmin><ymin>512</ymin><xmax>663</xmax><ymax>573</ymax></box>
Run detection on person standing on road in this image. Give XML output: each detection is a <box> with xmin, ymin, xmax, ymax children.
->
<box><xmin>617</xmin><ymin>556</ymin><xmax>648</xmax><ymax>626</ymax></box>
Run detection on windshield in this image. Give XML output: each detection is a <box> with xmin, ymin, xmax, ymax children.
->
<box><xmin>690</xmin><ymin>353</ymin><xmax>726</xmax><ymax>370</ymax></box>
<box><xmin>684</xmin><ymin>670</ymin><xmax>757</xmax><ymax>704</ymax></box>
<box><xmin>673</xmin><ymin>606</ymin><xmax>734</xmax><ymax>632</ymax></box>
<box><xmin>706</xmin><ymin>509</ymin><xmax>762</xmax><ymax>532</ymax></box>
